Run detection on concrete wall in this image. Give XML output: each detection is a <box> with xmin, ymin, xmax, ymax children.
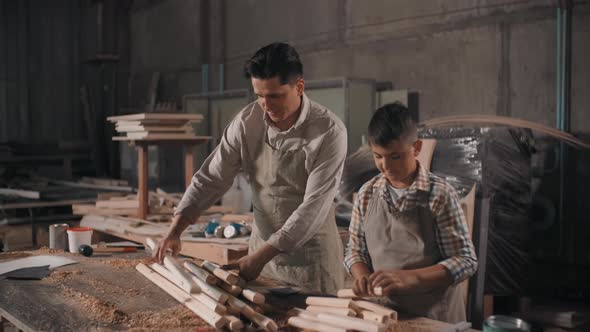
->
<box><xmin>128</xmin><ymin>0</ymin><xmax>590</xmax><ymax>188</ymax></box>
<box><xmin>129</xmin><ymin>0</ymin><xmax>590</xmax><ymax>134</ymax></box>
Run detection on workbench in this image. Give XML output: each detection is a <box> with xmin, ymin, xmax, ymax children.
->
<box><xmin>0</xmin><ymin>250</ymin><xmax>479</xmax><ymax>331</ymax></box>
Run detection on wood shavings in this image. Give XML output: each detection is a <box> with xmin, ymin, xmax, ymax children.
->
<box><xmin>61</xmin><ymin>285</ymin><xmax>128</xmax><ymax>325</ymax></box>
<box><xmin>0</xmin><ymin>252</ymin><xmax>31</xmax><ymax>261</ymax></box>
<box><xmin>36</xmin><ymin>246</ymin><xmax>65</xmax><ymax>255</ymax></box>
<box><xmin>95</xmin><ymin>257</ymin><xmax>152</xmax><ymax>269</ymax></box>
<box><xmin>45</xmin><ymin>269</ymin><xmax>83</xmax><ymax>283</ymax></box>
<box><xmin>126</xmin><ymin>305</ymin><xmax>212</xmax><ymax>330</ymax></box>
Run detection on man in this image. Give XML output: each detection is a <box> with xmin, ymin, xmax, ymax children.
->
<box><xmin>155</xmin><ymin>42</ymin><xmax>347</xmax><ymax>294</ymax></box>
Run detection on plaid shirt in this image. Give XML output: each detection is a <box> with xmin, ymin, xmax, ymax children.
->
<box><xmin>344</xmin><ymin>163</ymin><xmax>478</xmax><ymax>284</ymax></box>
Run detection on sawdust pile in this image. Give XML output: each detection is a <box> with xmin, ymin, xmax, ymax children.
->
<box><xmin>61</xmin><ymin>286</ymin><xmax>128</xmax><ymax>325</ymax></box>
<box><xmin>127</xmin><ymin>305</ymin><xmax>211</xmax><ymax>330</ymax></box>
<box><xmin>96</xmin><ymin>257</ymin><xmax>152</xmax><ymax>269</ymax></box>
<box><xmin>0</xmin><ymin>252</ymin><xmax>31</xmax><ymax>261</ymax></box>
<box><xmin>88</xmin><ymin>278</ymin><xmax>141</xmax><ymax>296</ymax></box>
<box><xmin>45</xmin><ymin>269</ymin><xmax>83</xmax><ymax>283</ymax></box>
<box><xmin>37</xmin><ymin>247</ymin><xmax>65</xmax><ymax>255</ymax></box>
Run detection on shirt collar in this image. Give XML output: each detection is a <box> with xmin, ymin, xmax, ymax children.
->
<box><xmin>262</xmin><ymin>94</ymin><xmax>310</xmax><ymax>132</ymax></box>
<box><xmin>372</xmin><ymin>161</ymin><xmax>431</xmax><ymax>194</ymax></box>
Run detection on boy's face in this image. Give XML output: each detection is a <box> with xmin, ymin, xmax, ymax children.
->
<box><xmin>370</xmin><ymin>139</ymin><xmax>422</xmax><ymax>186</ymax></box>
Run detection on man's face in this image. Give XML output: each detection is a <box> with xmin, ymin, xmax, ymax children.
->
<box><xmin>370</xmin><ymin>139</ymin><xmax>422</xmax><ymax>186</ymax></box>
<box><xmin>251</xmin><ymin>76</ymin><xmax>304</xmax><ymax>129</ymax></box>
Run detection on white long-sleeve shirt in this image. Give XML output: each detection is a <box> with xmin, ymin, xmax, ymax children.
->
<box><xmin>175</xmin><ymin>94</ymin><xmax>347</xmax><ymax>252</ymax></box>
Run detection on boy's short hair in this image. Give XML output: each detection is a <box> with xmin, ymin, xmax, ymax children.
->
<box><xmin>243</xmin><ymin>42</ymin><xmax>303</xmax><ymax>85</ymax></box>
<box><xmin>368</xmin><ymin>102</ymin><xmax>418</xmax><ymax>146</ymax></box>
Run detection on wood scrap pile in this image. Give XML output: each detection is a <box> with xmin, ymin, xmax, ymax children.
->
<box><xmin>72</xmin><ymin>191</ymin><xmax>174</xmax><ymax>218</ymax></box>
<box><xmin>107</xmin><ymin>113</ymin><xmax>205</xmax><ymax>140</ymax></box>
<box><xmin>288</xmin><ymin>294</ymin><xmax>398</xmax><ymax>332</ymax></box>
<box><xmin>138</xmin><ymin>238</ymin><xmax>277</xmax><ymax>331</ymax></box>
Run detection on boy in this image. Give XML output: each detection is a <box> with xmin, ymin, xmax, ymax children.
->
<box><xmin>344</xmin><ymin>102</ymin><xmax>477</xmax><ymax>323</ymax></box>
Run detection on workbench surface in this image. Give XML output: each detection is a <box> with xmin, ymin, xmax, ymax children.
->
<box><xmin>0</xmin><ymin>250</ymin><xmax>478</xmax><ymax>331</ymax></box>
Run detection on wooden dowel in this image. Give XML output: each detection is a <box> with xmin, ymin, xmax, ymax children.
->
<box><xmin>219</xmin><ymin>280</ymin><xmax>242</xmax><ymax>296</ymax></box>
<box><xmin>316</xmin><ymin>312</ymin><xmax>386</xmax><ymax>332</ymax></box>
<box><xmin>135</xmin><ymin>263</ymin><xmax>227</xmax><ymax>329</ymax></box>
<box><xmin>288</xmin><ymin>316</ymin><xmax>349</xmax><ymax>332</ymax></box>
<box><xmin>242</xmin><ymin>288</ymin><xmax>265</xmax><ymax>304</ymax></box>
<box><xmin>306</xmin><ymin>297</ymin><xmax>358</xmax><ymax>310</ymax></box>
<box><xmin>353</xmin><ymin>300</ymin><xmax>398</xmax><ymax>321</ymax></box>
<box><xmin>150</xmin><ymin>263</ymin><xmax>226</xmax><ymax>314</ymax></box>
<box><xmin>182</xmin><ymin>266</ymin><xmax>229</xmax><ymax>303</ymax></box>
<box><xmin>306</xmin><ymin>306</ymin><xmax>357</xmax><ymax>317</ymax></box>
<box><xmin>163</xmin><ymin>256</ymin><xmax>200</xmax><ymax>294</ymax></box>
<box><xmin>201</xmin><ymin>260</ymin><xmax>243</xmax><ymax>286</ymax></box>
<box><xmin>183</xmin><ymin>261</ymin><xmax>218</xmax><ymax>285</ymax></box>
<box><xmin>358</xmin><ymin>310</ymin><xmax>389</xmax><ymax>324</ymax></box>
<box><xmin>337</xmin><ymin>287</ymin><xmax>382</xmax><ymax>298</ymax></box>
<box><xmin>224</xmin><ymin>315</ymin><xmax>244</xmax><ymax>331</ymax></box>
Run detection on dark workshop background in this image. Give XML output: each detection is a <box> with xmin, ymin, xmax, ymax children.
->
<box><xmin>1</xmin><ymin>0</ymin><xmax>590</xmax><ymax>314</ymax></box>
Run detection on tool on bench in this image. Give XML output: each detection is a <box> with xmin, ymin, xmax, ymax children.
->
<box><xmin>78</xmin><ymin>244</ymin><xmax>137</xmax><ymax>257</ymax></box>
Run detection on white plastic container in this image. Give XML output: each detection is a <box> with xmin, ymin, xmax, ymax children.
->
<box><xmin>66</xmin><ymin>227</ymin><xmax>93</xmax><ymax>253</ymax></box>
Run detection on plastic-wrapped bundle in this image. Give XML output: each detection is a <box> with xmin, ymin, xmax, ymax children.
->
<box><xmin>337</xmin><ymin>126</ymin><xmax>534</xmax><ymax>295</ymax></box>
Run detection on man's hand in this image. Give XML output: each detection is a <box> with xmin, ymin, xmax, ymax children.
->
<box><xmin>369</xmin><ymin>269</ymin><xmax>419</xmax><ymax>296</ymax></box>
<box><xmin>154</xmin><ymin>233</ymin><xmax>181</xmax><ymax>263</ymax></box>
<box><xmin>224</xmin><ymin>243</ymin><xmax>280</xmax><ymax>281</ymax></box>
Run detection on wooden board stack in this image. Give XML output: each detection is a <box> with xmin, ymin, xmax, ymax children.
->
<box><xmin>107</xmin><ymin>113</ymin><xmax>205</xmax><ymax>140</ymax></box>
<box><xmin>287</xmin><ymin>294</ymin><xmax>398</xmax><ymax>332</ymax></box>
<box><xmin>72</xmin><ymin>191</ymin><xmax>174</xmax><ymax>217</ymax></box>
<box><xmin>138</xmin><ymin>238</ymin><xmax>278</xmax><ymax>331</ymax></box>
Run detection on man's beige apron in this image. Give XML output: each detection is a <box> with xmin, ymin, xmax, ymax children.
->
<box><xmin>364</xmin><ymin>190</ymin><xmax>465</xmax><ymax>323</ymax></box>
<box><xmin>246</xmin><ymin>133</ymin><xmax>344</xmax><ymax>295</ymax></box>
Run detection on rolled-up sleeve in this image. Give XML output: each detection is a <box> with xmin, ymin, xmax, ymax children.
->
<box><xmin>432</xmin><ymin>188</ymin><xmax>478</xmax><ymax>284</ymax></box>
<box><xmin>174</xmin><ymin>117</ymin><xmax>243</xmax><ymax>221</ymax></box>
<box><xmin>266</xmin><ymin>123</ymin><xmax>347</xmax><ymax>252</ymax></box>
<box><xmin>344</xmin><ymin>183</ymin><xmax>373</xmax><ymax>273</ymax></box>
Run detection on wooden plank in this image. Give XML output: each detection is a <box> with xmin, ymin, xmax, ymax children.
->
<box><xmin>184</xmin><ymin>145</ymin><xmax>195</xmax><ymax>188</ymax></box>
<box><xmin>49</xmin><ymin>179</ymin><xmax>134</xmax><ymax>192</ymax></box>
<box><xmin>95</xmin><ymin>199</ymin><xmax>139</xmax><ymax>209</ymax></box>
<box><xmin>0</xmin><ymin>188</ymin><xmax>40</xmax><ymax>199</ymax></box>
<box><xmin>112</xmin><ymin>136</ymin><xmax>211</xmax><ymax>143</ymax></box>
<box><xmin>0</xmin><ymin>307</ymin><xmax>35</xmax><ymax>332</ymax></box>
<box><xmin>115</xmin><ymin>125</ymin><xmax>192</xmax><ymax>133</ymax></box>
<box><xmin>0</xmin><ymin>198</ymin><xmax>95</xmax><ymax>210</ymax></box>
<box><xmin>107</xmin><ymin>112</ymin><xmax>204</xmax><ymax>122</ymax></box>
<box><xmin>81</xmin><ymin>215</ymin><xmax>248</xmax><ymax>265</ymax></box>
<box><xmin>135</xmin><ymin>263</ymin><xmax>227</xmax><ymax>329</ymax></box>
<box><xmin>137</xmin><ymin>143</ymin><xmax>148</xmax><ymax>219</ymax></box>
<box><xmin>126</xmin><ymin>132</ymin><xmax>200</xmax><ymax>140</ymax></box>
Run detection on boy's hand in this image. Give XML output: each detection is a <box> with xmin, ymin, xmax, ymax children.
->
<box><xmin>352</xmin><ymin>273</ymin><xmax>372</xmax><ymax>296</ymax></box>
<box><xmin>369</xmin><ymin>269</ymin><xmax>419</xmax><ymax>296</ymax></box>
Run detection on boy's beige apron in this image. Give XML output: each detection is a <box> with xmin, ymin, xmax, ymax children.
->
<box><xmin>364</xmin><ymin>191</ymin><xmax>465</xmax><ymax>323</ymax></box>
<box><xmin>247</xmin><ymin>135</ymin><xmax>344</xmax><ymax>295</ymax></box>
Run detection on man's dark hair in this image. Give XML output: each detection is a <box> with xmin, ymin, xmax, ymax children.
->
<box><xmin>368</xmin><ymin>102</ymin><xmax>418</xmax><ymax>147</ymax></box>
<box><xmin>244</xmin><ymin>42</ymin><xmax>303</xmax><ymax>84</ymax></box>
